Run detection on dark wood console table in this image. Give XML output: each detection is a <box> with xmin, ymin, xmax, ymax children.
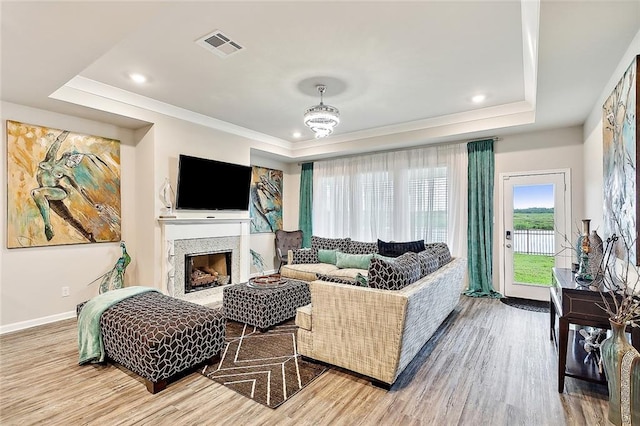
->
<box><xmin>550</xmin><ymin>267</ymin><xmax>640</xmax><ymax>392</ymax></box>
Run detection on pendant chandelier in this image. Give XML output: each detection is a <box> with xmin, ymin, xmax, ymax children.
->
<box><xmin>303</xmin><ymin>85</ymin><xmax>340</xmax><ymax>138</ymax></box>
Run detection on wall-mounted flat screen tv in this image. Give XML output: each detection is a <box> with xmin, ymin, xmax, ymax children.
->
<box><xmin>175</xmin><ymin>154</ymin><xmax>252</xmax><ymax>211</ymax></box>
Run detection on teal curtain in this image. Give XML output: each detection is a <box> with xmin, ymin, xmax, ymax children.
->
<box><xmin>465</xmin><ymin>139</ymin><xmax>502</xmax><ymax>298</ymax></box>
<box><xmin>299</xmin><ymin>162</ymin><xmax>313</xmax><ymax>247</ymax></box>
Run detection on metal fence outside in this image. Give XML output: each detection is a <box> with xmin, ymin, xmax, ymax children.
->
<box><xmin>513</xmin><ymin>229</ymin><xmax>554</xmax><ymax>255</ymax></box>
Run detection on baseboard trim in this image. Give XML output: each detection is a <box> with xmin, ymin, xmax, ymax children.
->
<box><xmin>0</xmin><ymin>310</ymin><xmax>76</xmax><ymax>335</ymax></box>
<box><xmin>1</xmin><ymin>270</ymin><xmax>278</xmax><ymax>335</ymax></box>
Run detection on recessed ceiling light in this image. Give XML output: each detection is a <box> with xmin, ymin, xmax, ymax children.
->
<box><xmin>472</xmin><ymin>94</ymin><xmax>486</xmax><ymax>103</ymax></box>
<box><xmin>292</xmin><ymin>132</ymin><xmax>302</xmax><ymax>138</ymax></box>
<box><xmin>129</xmin><ymin>73</ymin><xmax>147</xmax><ymax>84</ymax></box>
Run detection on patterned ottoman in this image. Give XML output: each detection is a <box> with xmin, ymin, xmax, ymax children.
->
<box><xmin>223</xmin><ymin>279</ymin><xmax>310</xmax><ymax>331</ymax></box>
<box><xmin>84</xmin><ymin>291</ymin><xmax>225</xmax><ymax>393</ymax></box>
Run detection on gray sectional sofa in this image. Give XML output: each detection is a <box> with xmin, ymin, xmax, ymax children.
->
<box><xmin>281</xmin><ymin>236</ymin><xmax>467</xmax><ymax>386</ymax></box>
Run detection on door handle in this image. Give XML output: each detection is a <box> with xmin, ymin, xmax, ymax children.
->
<box><xmin>506</xmin><ymin>244</ymin><xmax>512</xmax><ymax>248</ymax></box>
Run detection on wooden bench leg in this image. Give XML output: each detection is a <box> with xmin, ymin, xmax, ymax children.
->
<box><xmin>145</xmin><ymin>379</ymin><xmax>167</xmax><ymax>394</ymax></box>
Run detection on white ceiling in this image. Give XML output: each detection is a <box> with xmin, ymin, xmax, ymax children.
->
<box><xmin>1</xmin><ymin>1</ymin><xmax>639</xmax><ymax>157</ymax></box>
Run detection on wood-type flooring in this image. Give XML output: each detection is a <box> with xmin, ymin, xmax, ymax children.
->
<box><xmin>0</xmin><ymin>297</ymin><xmax>610</xmax><ymax>425</ymax></box>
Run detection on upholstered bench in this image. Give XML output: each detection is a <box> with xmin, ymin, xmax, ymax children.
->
<box><xmin>223</xmin><ymin>279</ymin><xmax>310</xmax><ymax>331</ymax></box>
<box><xmin>79</xmin><ymin>291</ymin><xmax>225</xmax><ymax>393</ymax></box>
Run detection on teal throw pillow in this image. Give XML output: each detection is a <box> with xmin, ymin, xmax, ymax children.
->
<box><xmin>336</xmin><ymin>252</ymin><xmax>374</xmax><ymax>270</ymax></box>
<box><xmin>355</xmin><ymin>273</ymin><xmax>369</xmax><ymax>287</ymax></box>
<box><xmin>318</xmin><ymin>249</ymin><xmax>338</xmax><ymax>265</ymax></box>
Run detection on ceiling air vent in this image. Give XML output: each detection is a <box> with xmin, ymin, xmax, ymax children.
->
<box><xmin>196</xmin><ymin>30</ymin><xmax>243</xmax><ymax>58</ymax></box>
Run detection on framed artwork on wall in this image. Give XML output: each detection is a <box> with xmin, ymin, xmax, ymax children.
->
<box><xmin>603</xmin><ymin>55</ymin><xmax>639</xmax><ymax>265</ymax></box>
<box><xmin>249</xmin><ymin>166</ymin><xmax>283</xmax><ymax>234</ymax></box>
<box><xmin>6</xmin><ymin>120</ymin><xmax>122</xmax><ymax>248</ymax></box>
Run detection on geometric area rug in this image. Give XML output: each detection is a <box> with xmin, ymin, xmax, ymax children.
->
<box><xmin>201</xmin><ymin>319</ymin><xmax>327</xmax><ymax>408</ymax></box>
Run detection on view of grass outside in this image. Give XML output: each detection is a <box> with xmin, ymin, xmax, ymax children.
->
<box><xmin>513</xmin><ymin>207</ymin><xmax>554</xmax><ymax>286</ymax></box>
<box><xmin>513</xmin><ymin>208</ymin><xmax>554</xmax><ymax>230</ymax></box>
<box><xmin>514</xmin><ymin>253</ymin><xmax>554</xmax><ymax>285</ymax></box>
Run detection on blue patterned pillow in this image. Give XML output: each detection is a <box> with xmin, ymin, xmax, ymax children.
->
<box><xmin>311</xmin><ymin>236</ymin><xmax>351</xmax><ymax>252</ymax></box>
<box><xmin>423</xmin><ymin>243</ymin><xmax>452</xmax><ymax>267</ymax></box>
<box><xmin>368</xmin><ymin>252</ymin><xmax>421</xmax><ymax>290</ymax></box>
<box><xmin>417</xmin><ymin>250</ymin><xmax>439</xmax><ymax>276</ymax></box>
<box><xmin>347</xmin><ymin>240</ymin><xmax>379</xmax><ymax>255</ymax></box>
<box><xmin>377</xmin><ymin>239</ymin><xmax>426</xmax><ymax>257</ymax></box>
<box><xmin>292</xmin><ymin>248</ymin><xmax>319</xmax><ymax>264</ymax></box>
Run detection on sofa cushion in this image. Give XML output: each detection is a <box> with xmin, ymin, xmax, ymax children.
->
<box><xmin>347</xmin><ymin>240</ymin><xmax>379</xmax><ymax>255</ymax></box>
<box><xmin>368</xmin><ymin>252</ymin><xmax>421</xmax><ymax>290</ymax></box>
<box><xmin>423</xmin><ymin>242</ymin><xmax>452</xmax><ymax>267</ymax></box>
<box><xmin>292</xmin><ymin>248</ymin><xmax>319</xmax><ymax>264</ymax></box>
<box><xmin>311</xmin><ymin>236</ymin><xmax>351</xmax><ymax>252</ymax></box>
<box><xmin>281</xmin><ymin>263</ymin><xmax>338</xmax><ymax>281</ymax></box>
<box><xmin>377</xmin><ymin>239</ymin><xmax>426</xmax><ymax>257</ymax></box>
<box><xmin>318</xmin><ymin>249</ymin><xmax>338</xmax><ymax>265</ymax></box>
<box><xmin>329</xmin><ymin>268</ymin><xmax>368</xmax><ymax>280</ymax></box>
<box><xmin>336</xmin><ymin>252</ymin><xmax>374</xmax><ymax>270</ymax></box>
<box><xmin>417</xmin><ymin>250</ymin><xmax>439</xmax><ymax>276</ymax></box>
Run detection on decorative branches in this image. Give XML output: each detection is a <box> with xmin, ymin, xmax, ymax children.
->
<box><xmin>596</xmin><ymin>234</ymin><xmax>640</xmax><ymax>328</ymax></box>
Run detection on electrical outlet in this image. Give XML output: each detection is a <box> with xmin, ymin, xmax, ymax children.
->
<box><xmin>62</xmin><ymin>286</ymin><xmax>70</xmax><ymax>297</ymax></box>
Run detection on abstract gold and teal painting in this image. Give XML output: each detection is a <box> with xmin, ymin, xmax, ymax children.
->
<box><xmin>249</xmin><ymin>166</ymin><xmax>283</xmax><ymax>233</ymax></box>
<box><xmin>603</xmin><ymin>55</ymin><xmax>639</xmax><ymax>265</ymax></box>
<box><xmin>6</xmin><ymin>120</ymin><xmax>121</xmax><ymax>248</ymax></box>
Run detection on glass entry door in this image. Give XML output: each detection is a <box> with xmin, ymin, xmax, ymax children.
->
<box><xmin>501</xmin><ymin>171</ymin><xmax>570</xmax><ymax>301</ymax></box>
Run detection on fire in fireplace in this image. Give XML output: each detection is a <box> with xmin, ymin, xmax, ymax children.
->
<box><xmin>185</xmin><ymin>251</ymin><xmax>232</xmax><ymax>293</ymax></box>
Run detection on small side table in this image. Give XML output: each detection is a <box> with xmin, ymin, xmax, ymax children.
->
<box><xmin>550</xmin><ymin>267</ymin><xmax>640</xmax><ymax>392</ymax></box>
<box><xmin>223</xmin><ymin>279</ymin><xmax>310</xmax><ymax>331</ymax></box>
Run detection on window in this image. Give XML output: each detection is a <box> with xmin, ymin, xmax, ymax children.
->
<box><xmin>312</xmin><ymin>144</ymin><xmax>466</xmax><ymax>252</ymax></box>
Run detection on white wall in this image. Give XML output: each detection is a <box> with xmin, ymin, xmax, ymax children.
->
<box><xmin>0</xmin><ymin>102</ymin><xmax>140</xmax><ymax>331</ymax></box>
<box><xmin>494</xmin><ymin>126</ymin><xmax>585</xmax><ymax>294</ymax></box>
<box><xmin>0</xmin><ymin>101</ymin><xmax>284</xmax><ymax>330</ymax></box>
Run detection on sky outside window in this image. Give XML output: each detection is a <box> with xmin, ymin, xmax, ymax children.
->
<box><xmin>513</xmin><ymin>184</ymin><xmax>554</xmax><ymax>209</ymax></box>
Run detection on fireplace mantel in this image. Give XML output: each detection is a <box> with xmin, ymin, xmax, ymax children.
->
<box><xmin>158</xmin><ymin>217</ymin><xmax>252</xmax><ymax>225</ymax></box>
<box><xmin>159</xmin><ymin>217</ymin><xmax>250</xmax><ymax>306</ymax></box>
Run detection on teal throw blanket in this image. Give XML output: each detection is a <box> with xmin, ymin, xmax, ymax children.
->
<box><xmin>78</xmin><ymin>286</ymin><xmax>159</xmax><ymax>365</ymax></box>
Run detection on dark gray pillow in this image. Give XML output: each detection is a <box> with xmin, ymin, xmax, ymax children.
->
<box><xmin>291</xmin><ymin>248</ymin><xmax>319</xmax><ymax>264</ymax></box>
<box><xmin>377</xmin><ymin>239</ymin><xmax>426</xmax><ymax>257</ymax></box>
<box><xmin>417</xmin><ymin>250</ymin><xmax>439</xmax><ymax>277</ymax></box>
<box><xmin>311</xmin><ymin>236</ymin><xmax>351</xmax><ymax>252</ymax></box>
<box><xmin>423</xmin><ymin>242</ymin><xmax>452</xmax><ymax>267</ymax></box>
<box><xmin>347</xmin><ymin>240</ymin><xmax>379</xmax><ymax>255</ymax></box>
<box><xmin>368</xmin><ymin>252</ymin><xmax>421</xmax><ymax>290</ymax></box>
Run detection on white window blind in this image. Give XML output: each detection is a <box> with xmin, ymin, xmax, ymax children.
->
<box><xmin>312</xmin><ymin>143</ymin><xmax>467</xmax><ymax>258</ymax></box>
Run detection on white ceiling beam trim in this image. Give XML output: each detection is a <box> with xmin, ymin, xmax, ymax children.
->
<box><xmin>57</xmin><ymin>76</ymin><xmax>292</xmax><ymax>150</ymax></box>
<box><xmin>521</xmin><ymin>0</ymin><xmax>540</xmax><ymax>109</ymax></box>
<box><xmin>292</xmin><ymin>101</ymin><xmax>535</xmax><ymax>151</ymax></box>
<box><xmin>290</xmin><ymin>110</ymin><xmax>536</xmax><ymax>160</ymax></box>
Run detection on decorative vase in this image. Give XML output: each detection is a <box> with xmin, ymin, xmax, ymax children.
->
<box><xmin>601</xmin><ymin>320</ymin><xmax>640</xmax><ymax>425</ymax></box>
<box><xmin>159</xmin><ymin>177</ymin><xmax>176</xmax><ymax>218</ymax></box>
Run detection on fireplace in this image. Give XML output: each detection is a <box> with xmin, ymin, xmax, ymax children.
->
<box><xmin>185</xmin><ymin>251</ymin><xmax>232</xmax><ymax>293</ymax></box>
<box><xmin>159</xmin><ymin>217</ymin><xmax>250</xmax><ymax>306</ymax></box>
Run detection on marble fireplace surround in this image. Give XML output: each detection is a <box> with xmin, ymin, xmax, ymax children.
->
<box><xmin>159</xmin><ymin>218</ymin><xmax>250</xmax><ymax>305</ymax></box>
